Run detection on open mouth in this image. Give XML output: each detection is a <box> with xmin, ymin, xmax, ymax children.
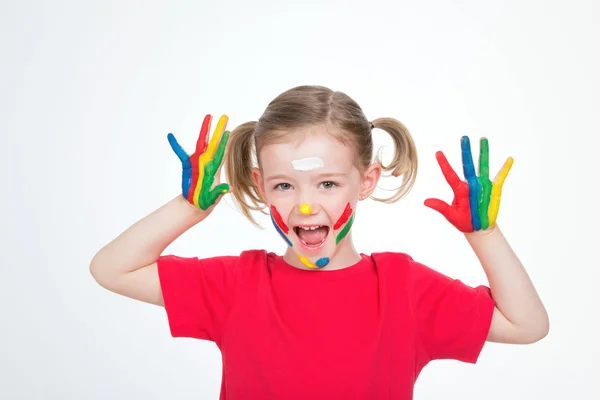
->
<box><xmin>294</xmin><ymin>225</ymin><xmax>330</xmax><ymax>249</ymax></box>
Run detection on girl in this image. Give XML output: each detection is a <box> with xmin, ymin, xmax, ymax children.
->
<box><xmin>90</xmin><ymin>85</ymin><xmax>549</xmax><ymax>399</ymax></box>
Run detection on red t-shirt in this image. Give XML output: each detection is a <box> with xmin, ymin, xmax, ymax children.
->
<box><xmin>157</xmin><ymin>250</ymin><xmax>495</xmax><ymax>400</ymax></box>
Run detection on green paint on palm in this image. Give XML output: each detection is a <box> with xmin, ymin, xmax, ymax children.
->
<box><xmin>198</xmin><ymin>131</ymin><xmax>230</xmax><ymax>210</ymax></box>
<box><xmin>336</xmin><ymin>213</ymin><xmax>355</xmax><ymax>245</ymax></box>
<box><xmin>478</xmin><ymin>138</ymin><xmax>492</xmax><ymax>230</ymax></box>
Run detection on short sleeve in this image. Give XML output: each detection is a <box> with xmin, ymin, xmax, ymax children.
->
<box><xmin>157</xmin><ymin>254</ymin><xmax>238</xmax><ymax>342</ymax></box>
<box><xmin>409</xmin><ymin>259</ymin><xmax>495</xmax><ymax>364</ymax></box>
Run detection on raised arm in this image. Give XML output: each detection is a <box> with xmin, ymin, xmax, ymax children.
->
<box><xmin>89</xmin><ymin>114</ymin><xmax>231</xmax><ymax>306</ymax></box>
<box><xmin>424</xmin><ymin>136</ymin><xmax>549</xmax><ymax>344</ymax></box>
<box><xmin>465</xmin><ymin>225</ymin><xmax>548</xmax><ymax>343</ymax></box>
<box><xmin>90</xmin><ymin>196</ymin><xmax>208</xmax><ymax>306</ymax></box>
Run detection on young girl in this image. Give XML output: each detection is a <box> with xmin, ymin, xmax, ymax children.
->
<box><xmin>90</xmin><ymin>85</ymin><xmax>549</xmax><ymax>399</ymax></box>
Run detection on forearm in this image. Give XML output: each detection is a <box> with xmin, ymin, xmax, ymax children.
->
<box><xmin>465</xmin><ymin>224</ymin><xmax>548</xmax><ymax>337</ymax></box>
<box><xmin>90</xmin><ymin>195</ymin><xmax>206</xmax><ymax>279</ymax></box>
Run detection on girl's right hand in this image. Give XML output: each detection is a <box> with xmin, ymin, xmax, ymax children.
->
<box><xmin>167</xmin><ymin>114</ymin><xmax>231</xmax><ymax>211</ymax></box>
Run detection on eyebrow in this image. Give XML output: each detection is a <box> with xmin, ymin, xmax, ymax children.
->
<box><xmin>265</xmin><ymin>174</ymin><xmax>290</xmax><ymax>182</ymax></box>
<box><xmin>265</xmin><ymin>172</ymin><xmax>348</xmax><ymax>182</ymax></box>
<box><xmin>316</xmin><ymin>172</ymin><xmax>348</xmax><ymax>179</ymax></box>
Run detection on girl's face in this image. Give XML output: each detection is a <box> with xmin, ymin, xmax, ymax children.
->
<box><xmin>253</xmin><ymin>124</ymin><xmax>380</xmax><ymax>270</ymax></box>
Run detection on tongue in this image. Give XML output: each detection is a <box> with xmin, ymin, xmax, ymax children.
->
<box><xmin>298</xmin><ymin>227</ymin><xmax>328</xmax><ymax>245</ymax></box>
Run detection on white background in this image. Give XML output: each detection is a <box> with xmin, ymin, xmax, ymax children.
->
<box><xmin>1</xmin><ymin>0</ymin><xmax>597</xmax><ymax>399</ymax></box>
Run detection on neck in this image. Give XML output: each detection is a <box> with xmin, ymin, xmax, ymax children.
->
<box><xmin>282</xmin><ymin>234</ymin><xmax>361</xmax><ymax>271</ymax></box>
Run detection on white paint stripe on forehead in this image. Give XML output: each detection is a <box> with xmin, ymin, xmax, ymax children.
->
<box><xmin>292</xmin><ymin>157</ymin><xmax>324</xmax><ymax>171</ymax></box>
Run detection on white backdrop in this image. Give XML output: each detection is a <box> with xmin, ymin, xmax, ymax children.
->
<box><xmin>1</xmin><ymin>0</ymin><xmax>597</xmax><ymax>399</ymax></box>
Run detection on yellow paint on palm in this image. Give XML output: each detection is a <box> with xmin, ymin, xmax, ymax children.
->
<box><xmin>193</xmin><ymin>115</ymin><xmax>229</xmax><ymax>207</ymax></box>
<box><xmin>488</xmin><ymin>157</ymin><xmax>514</xmax><ymax>226</ymax></box>
<box><xmin>298</xmin><ymin>254</ymin><xmax>317</xmax><ymax>269</ymax></box>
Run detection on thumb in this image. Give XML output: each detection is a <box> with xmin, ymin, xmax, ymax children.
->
<box><xmin>214</xmin><ymin>130</ymin><xmax>231</xmax><ymax>187</ymax></box>
<box><xmin>167</xmin><ymin>133</ymin><xmax>189</xmax><ymax>165</ymax></box>
<box><xmin>424</xmin><ymin>198</ymin><xmax>451</xmax><ymax>218</ymax></box>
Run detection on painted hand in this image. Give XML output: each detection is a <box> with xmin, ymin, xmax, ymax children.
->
<box><xmin>424</xmin><ymin>136</ymin><xmax>514</xmax><ymax>232</ymax></box>
<box><xmin>167</xmin><ymin>114</ymin><xmax>230</xmax><ymax>211</ymax></box>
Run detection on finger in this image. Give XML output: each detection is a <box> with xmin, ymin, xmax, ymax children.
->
<box><xmin>488</xmin><ymin>157</ymin><xmax>513</xmax><ymax>226</ymax></box>
<box><xmin>492</xmin><ymin>156</ymin><xmax>514</xmax><ymax>190</ymax></box>
<box><xmin>461</xmin><ymin>136</ymin><xmax>481</xmax><ymax>229</ymax></box>
<box><xmin>479</xmin><ymin>137</ymin><xmax>489</xmax><ymax>178</ymax></box>
<box><xmin>168</xmin><ymin>133</ymin><xmax>192</xmax><ymax>198</ymax></box>
<box><xmin>201</xmin><ymin>132</ymin><xmax>230</xmax><ymax>202</ymax></box>
<box><xmin>212</xmin><ymin>131</ymin><xmax>230</xmax><ymax>189</ymax></box>
<box><xmin>468</xmin><ymin>180</ymin><xmax>481</xmax><ymax>230</ymax></box>
<box><xmin>478</xmin><ymin>178</ymin><xmax>492</xmax><ymax>230</ymax></box>
<box><xmin>488</xmin><ymin>195</ymin><xmax>501</xmax><ymax>227</ymax></box>
<box><xmin>461</xmin><ymin>136</ymin><xmax>477</xmax><ymax>181</ymax></box>
<box><xmin>188</xmin><ymin>152</ymin><xmax>201</xmax><ymax>205</ymax></box>
<box><xmin>435</xmin><ymin>151</ymin><xmax>462</xmax><ymax>191</ymax></box>
<box><xmin>424</xmin><ymin>198</ymin><xmax>452</xmax><ymax>217</ymax></box>
<box><xmin>199</xmin><ymin>183</ymin><xmax>230</xmax><ymax>210</ymax></box>
<box><xmin>477</xmin><ymin>138</ymin><xmax>492</xmax><ymax>229</ymax></box>
<box><xmin>205</xmin><ymin>115</ymin><xmax>229</xmax><ymax>160</ymax></box>
<box><xmin>425</xmin><ymin>198</ymin><xmax>474</xmax><ymax>232</ymax></box>
<box><xmin>182</xmin><ymin>168</ymin><xmax>192</xmax><ymax>200</ymax></box>
<box><xmin>195</xmin><ymin>114</ymin><xmax>212</xmax><ymax>154</ymax></box>
<box><xmin>210</xmin><ymin>183</ymin><xmax>230</xmax><ymax>198</ymax></box>
<box><xmin>212</xmin><ymin>130</ymin><xmax>230</xmax><ymax>176</ymax></box>
<box><xmin>167</xmin><ymin>133</ymin><xmax>189</xmax><ymax>165</ymax></box>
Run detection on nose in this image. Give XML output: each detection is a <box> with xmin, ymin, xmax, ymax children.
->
<box><xmin>297</xmin><ymin>202</ymin><xmax>318</xmax><ymax>215</ymax></box>
<box><xmin>299</xmin><ymin>203</ymin><xmax>312</xmax><ymax>215</ymax></box>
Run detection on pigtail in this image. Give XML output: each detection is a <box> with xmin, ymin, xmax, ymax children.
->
<box><xmin>225</xmin><ymin>121</ymin><xmax>266</xmax><ymax>226</ymax></box>
<box><xmin>370</xmin><ymin>117</ymin><xmax>418</xmax><ymax>203</ymax></box>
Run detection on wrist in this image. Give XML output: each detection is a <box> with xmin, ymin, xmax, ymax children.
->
<box><xmin>177</xmin><ymin>194</ymin><xmax>209</xmax><ymax>219</ymax></box>
<box><xmin>464</xmin><ymin>223</ymin><xmax>499</xmax><ymax>238</ymax></box>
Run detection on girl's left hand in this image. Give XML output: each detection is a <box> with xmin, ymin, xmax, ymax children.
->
<box><xmin>424</xmin><ymin>136</ymin><xmax>513</xmax><ymax>233</ymax></box>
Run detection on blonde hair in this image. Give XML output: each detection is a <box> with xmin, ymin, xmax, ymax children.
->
<box><xmin>225</xmin><ymin>85</ymin><xmax>418</xmax><ymax>226</ymax></box>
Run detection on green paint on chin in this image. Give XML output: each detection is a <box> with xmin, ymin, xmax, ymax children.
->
<box><xmin>198</xmin><ymin>131</ymin><xmax>230</xmax><ymax>210</ymax></box>
<box><xmin>335</xmin><ymin>213</ymin><xmax>355</xmax><ymax>245</ymax></box>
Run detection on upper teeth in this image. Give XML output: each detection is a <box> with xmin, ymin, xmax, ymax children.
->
<box><xmin>300</xmin><ymin>226</ymin><xmax>322</xmax><ymax>230</ymax></box>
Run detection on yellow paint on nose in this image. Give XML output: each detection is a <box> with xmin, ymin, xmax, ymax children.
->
<box><xmin>299</xmin><ymin>203</ymin><xmax>312</xmax><ymax>214</ymax></box>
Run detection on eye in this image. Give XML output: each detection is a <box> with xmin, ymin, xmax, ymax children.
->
<box><xmin>320</xmin><ymin>181</ymin><xmax>337</xmax><ymax>189</ymax></box>
<box><xmin>275</xmin><ymin>183</ymin><xmax>292</xmax><ymax>191</ymax></box>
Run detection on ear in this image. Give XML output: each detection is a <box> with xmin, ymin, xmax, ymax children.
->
<box><xmin>252</xmin><ymin>167</ymin><xmax>267</xmax><ymax>201</ymax></box>
<box><xmin>359</xmin><ymin>162</ymin><xmax>382</xmax><ymax>199</ymax></box>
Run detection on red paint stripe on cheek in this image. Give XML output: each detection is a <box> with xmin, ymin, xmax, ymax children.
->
<box><xmin>270</xmin><ymin>206</ymin><xmax>289</xmax><ymax>234</ymax></box>
<box><xmin>333</xmin><ymin>203</ymin><xmax>353</xmax><ymax>230</ymax></box>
